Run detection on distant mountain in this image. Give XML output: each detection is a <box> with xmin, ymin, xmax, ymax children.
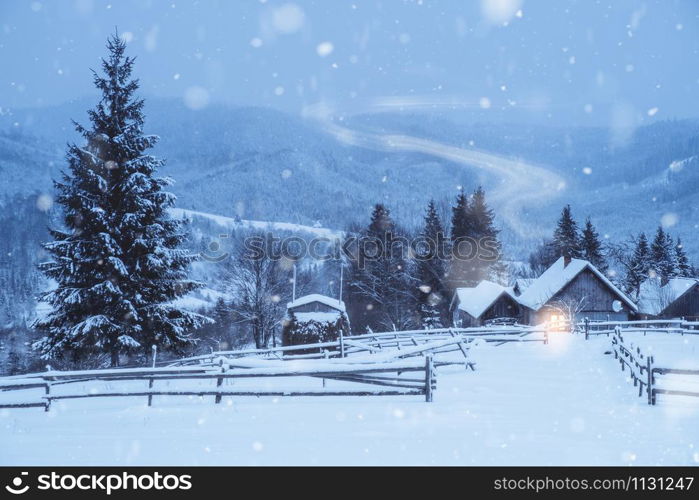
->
<box><xmin>1</xmin><ymin>98</ymin><xmax>698</xmax><ymax>260</ymax></box>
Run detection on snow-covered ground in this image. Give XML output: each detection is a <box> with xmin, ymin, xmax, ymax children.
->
<box><xmin>1</xmin><ymin>334</ymin><xmax>698</xmax><ymax>466</ymax></box>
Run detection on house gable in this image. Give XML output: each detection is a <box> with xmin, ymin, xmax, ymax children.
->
<box><xmin>547</xmin><ymin>268</ymin><xmax>632</xmax><ymax>314</ymax></box>
<box><xmin>662</xmin><ymin>282</ymin><xmax>699</xmax><ymax>318</ymax></box>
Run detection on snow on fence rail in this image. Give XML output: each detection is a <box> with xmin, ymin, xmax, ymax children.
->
<box><xmin>169</xmin><ymin>325</ymin><xmax>547</xmax><ymax>367</ymax></box>
<box><xmin>610</xmin><ymin>326</ymin><xmax>699</xmax><ymax>405</ymax></box>
<box><xmin>579</xmin><ymin>318</ymin><xmax>699</xmax><ymax>339</ymax></box>
<box><xmin>0</xmin><ymin>355</ymin><xmax>453</xmax><ymax>411</ymax></box>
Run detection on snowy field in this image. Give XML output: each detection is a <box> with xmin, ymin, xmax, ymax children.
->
<box><xmin>1</xmin><ymin>334</ymin><xmax>698</xmax><ymax>466</ymax></box>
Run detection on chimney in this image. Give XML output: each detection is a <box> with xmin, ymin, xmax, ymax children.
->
<box><xmin>563</xmin><ymin>254</ymin><xmax>572</xmax><ymax>268</ymax></box>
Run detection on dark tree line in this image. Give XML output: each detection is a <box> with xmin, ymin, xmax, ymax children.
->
<box><xmin>619</xmin><ymin>226</ymin><xmax>694</xmax><ymax>299</ymax></box>
<box><xmin>346</xmin><ymin>187</ymin><xmax>502</xmax><ymax>333</ymax></box>
<box><xmin>529</xmin><ymin>205</ymin><xmax>608</xmax><ymax>275</ymax></box>
<box><xmin>528</xmin><ymin>204</ymin><xmax>696</xmax><ymax>301</ymax></box>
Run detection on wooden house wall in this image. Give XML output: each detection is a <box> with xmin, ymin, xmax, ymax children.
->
<box><xmin>528</xmin><ymin>269</ymin><xmax>631</xmax><ymax>324</ymax></box>
<box><xmin>662</xmin><ymin>285</ymin><xmax>699</xmax><ymax>319</ymax></box>
<box><xmin>481</xmin><ymin>294</ymin><xmax>521</xmax><ymax>323</ymax></box>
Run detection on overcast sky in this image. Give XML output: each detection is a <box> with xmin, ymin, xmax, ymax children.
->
<box><xmin>2</xmin><ymin>0</ymin><xmax>699</xmax><ymax>126</ymax></box>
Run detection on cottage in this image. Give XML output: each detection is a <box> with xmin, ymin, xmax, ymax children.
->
<box><xmin>637</xmin><ymin>277</ymin><xmax>699</xmax><ymax>320</ymax></box>
<box><xmin>450</xmin><ymin>280</ymin><xmax>522</xmax><ymax>327</ymax></box>
<box><xmin>282</xmin><ymin>294</ymin><xmax>350</xmax><ymax>347</ymax></box>
<box><xmin>517</xmin><ymin>256</ymin><xmax>637</xmax><ymax>325</ymax></box>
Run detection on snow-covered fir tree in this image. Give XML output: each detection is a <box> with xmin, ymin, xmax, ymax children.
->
<box><xmin>623</xmin><ymin>232</ymin><xmax>651</xmax><ymax>299</ymax></box>
<box><xmin>34</xmin><ymin>34</ymin><xmax>209</xmax><ymax>367</ymax></box>
<box><xmin>450</xmin><ymin>189</ymin><xmax>471</xmax><ymax>243</ymax></box>
<box><xmin>448</xmin><ymin>187</ymin><xmax>501</xmax><ymax>287</ymax></box>
<box><xmin>674</xmin><ymin>237</ymin><xmax>692</xmax><ymax>277</ymax></box>
<box><xmin>416</xmin><ymin>200</ymin><xmax>447</xmax><ymax>328</ymax></box>
<box><xmin>650</xmin><ymin>226</ymin><xmax>677</xmax><ymax>282</ymax></box>
<box><xmin>580</xmin><ymin>217</ymin><xmax>607</xmax><ymax>273</ymax></box>
<box><xmin>552</xmin><ymin>205</ymin><xmax>582</xmax><ymax>259</ymax></box>
<box><xmin>349</xmin><ymin>204</ymin><xmax>416</xmax><ymax>331</ymax></box>
<box><xmin>467</xmin><ymin>186</ymin><xmax>502</xmax><ymax>283</ymax></box>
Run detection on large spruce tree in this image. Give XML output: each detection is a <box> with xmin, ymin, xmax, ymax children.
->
<box><xmin>650</xmin><ymin>226</ymin><xmax>677</xmax><ymax>282</ymax></box>
<box><xmin>580</xmin><ymin>217</ymin><xmax>607</xmax><ymax>273</ymax></box>
<box><xmin>467</xmin><ymin>186</ymin><xmax>502</xmax><ymax>282</ymax></box>
<box><xmin>34</xmin><ymin>34</ymin><xmax>208</xmax><ymax>366</ymax></box>
<box><xmin>450</xmin><ymin>189</ymin><xmax>471</xmax><ymax>243</ymax></box>
<box><xmin>675</xmin><ymin>237</ymin><xmax>692</xmax><ymax>277</ymax></box>
<box><xmin>623</xmin><ymin>232</ymin><xmax>651</xmax><ymax>298</ymax></box>
<box><xmin>552</xmin><ymin>205</ymin><xmax>582</xmax><ymax>260</ymax></box>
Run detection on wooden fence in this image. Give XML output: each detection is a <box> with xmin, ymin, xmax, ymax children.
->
<box><xmin>580</xmin><ymin>318</ymin><xmax>699</xmax><ymax>339</ymax></box>
<box><xmin>0</xmin><ymin>355</ymin><xmax>449</xmax><ymax>411</ymax></box>
<box><xmin>610</xmin><ymin>326</ymin><xmax>699</xmax><ymax>405</ymax></box>
<box><xmin>0</xmin><ymin>326</ymin><xmax>541</xmax><ymax>411</ymax></box>
<box><xmin>170</xmin><ymin>325</ymin><xmax>547</xmax><ymax>367</ymax></box>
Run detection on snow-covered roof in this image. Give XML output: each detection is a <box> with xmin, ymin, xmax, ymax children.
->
<box><xmin>287</xmin><ymin>294</ymin><xmax>346</xmax><ymax>313</ymax></box>
<box><xmin>517</xmin><ymin>257</ymin><xmax>638</xmax><ymax>312</ymax></box>
<box><xmin>513</xmin><ymin>278</ymin><xmax>536</xmax><ymax>295</ymax></box>
<box><xmin>293</xmin><ymin>311</ymin><xmax>342</xmax><ymax>323</ymax></box>
<box><xmin>453</xmin><ymin>280</ymin><xmax>516</xmax><ymax>318</ymax></box>
<box><xmin>637</xmin><ymin>277</ymin><xmax>699</xmax><ymax>316</ymax></box>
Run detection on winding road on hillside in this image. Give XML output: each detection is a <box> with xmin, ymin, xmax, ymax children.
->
<box><xmin>303</xmin><ymin>100</ymin><xmax>566</xmax><ymax>238</ymax></box>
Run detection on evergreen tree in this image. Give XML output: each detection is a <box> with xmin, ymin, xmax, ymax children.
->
<box><xmin>450</xmin><ymin>190</ymin><xmax>470</xmax><ymax>242</ymax></box>
<box><xmin>349</xmin><ymin>204</ymin><xmax>416</xmax><ymax>331</ymax></box>
<box><xmin>623</xmin><ymin>232</ymin><xmax>651</xmax><ymax>298</ymax></box>
<box><xmin>650</xmin><ymin>226</ymin><xmax>676</xmax><ymax>282</ymax></box>
<box><xmin>34</xmin><ymin>34</ymin><xmax>209</xmax><ymax>366</ymax></box>
<box><xmin>467</xmin><ymin>186</ymin><xmax>502</xmax><ymax>282</ymax></box>
<box><xmin>665</xmin><ymin>232</ymin><xmax>678</xmax><ymax>278</ymax></box>
<box><xmin>580</xmin><ymin>217</ymin><xmax>607</xmax><ymax>273</ymax></box>
<box><xmin>552</xmin><ymin>205</ymin><xmax>581</xmax><ymax>259</ymax></box>
<box><xmin>416</xmin><ymin>200</ymin><xmax>447</xmax><ymax>328</ymax></box>
<box><xmin>368</xmin><ymin>203</ymin><xmax>394</xmax><ymax>237</ymax></box>
<box><xmin>675</xmin><ymin>237</ymin><xmax>692</xmax><ymax>277</ymax></box>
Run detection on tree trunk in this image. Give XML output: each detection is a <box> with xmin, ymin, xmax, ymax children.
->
<box><xmin>110</xmin><ymin>349</ymin><xmax>119</xmax><ymax>367</ymax></box>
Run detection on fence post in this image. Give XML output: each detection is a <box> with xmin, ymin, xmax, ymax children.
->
<box><xmin>339</xmin><ymin>329</ymin><xmax>345</xmax><ymax>358</ymax></box>
<box><xmin>147</xmin><ymin>378</ymin><xmax>154</xmax><ymax>407</ymax></box>
<box><xmin>584</xmin><ymin>317</ymin><xmax>590</xmax><ymax>340</ymax></box>
<box><xmin>425</xmin><ymin>354</ymin><xmax>434</xmax><ymax>403</ymax></box>
<box><xmin>44</xmin><ymin>378</ymin><xmax>51</xmax><ymax>412</ymax></box>
<box><xmin>647</xmin><ymin>355</ymin><xmax>654</xmax><ymax>406</ymax></box>
<box><xmin>215</xmin><ymin>359</ymin><xmax>225</xmax><ymax>404</ymax></box>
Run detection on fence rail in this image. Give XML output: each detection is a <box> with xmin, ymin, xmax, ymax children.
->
<box><xmin>0</xmin><ymin>325</ymin><xmax>543</xmax><ymax>411</ymax></box>
<box><xmin>169</xmin><ymin>325</ymin><xmax>547</xmax><ymax>367</ymax></box>
<box><xmin>0</xmin><ymin>354</ymin><xmax>449</xmax><ymax>411</ymax></box>
<box><xmin>579</xmin><ymin>318</ymin><xmax>699</xmax><ymax>339</ymax></box>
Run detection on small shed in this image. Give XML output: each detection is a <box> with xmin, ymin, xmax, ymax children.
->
<box><xmin>517</xmin><ymin>257</ymin><xmax>637</xmax><ymax>325</ymax></box>
<box><xmin>637</xmin><ymin>278</ymin><xmax>699</xmax><ymax>320</ymax></box>
<box><xmin>450</xmin><ymin>280</ymin><xmax>522</xmax><ymax>327</ymax></box>
<box><xmin>282</xmin><ymin>294</ymin><xmax>350</xmax><ymax>347</ymax></box>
